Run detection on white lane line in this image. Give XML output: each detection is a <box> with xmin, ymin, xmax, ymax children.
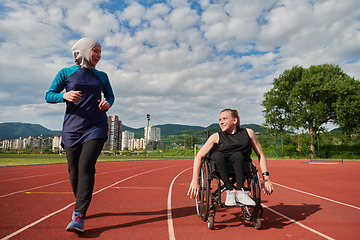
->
<box><xmin>0</xmin><ymin>163</ymin><xmax>145</xmax><ymax>183</ymax></box>
<box><xmin>0</xmin><ymin>165</ymin><xmax>162</xmax><ymax>198</ymax></box>
<box><xmin>1</xmin><ymin>202</ymin><xmax>75</xmax><ymax>240</ymax></box>
<box><xmin>273</xmin><ymin>182</ymin><xmax>360</xmax><ymax>210</ymax></box>
<box><xmin>0</xmin><ymin>180</ymin><xmax>68</xmax><ymax>198</ymax></box>
<box><xmin>0</xmin><ymin>172</ymin><xmax>64</xmax><ymax>183</ymax></box>
<box><xmin>263</xmin><ymin>204</ymin><xmax>335</xmax><ymax>240</ymax></box>
<box><xmin>167</xmin><ymin>168</ymin><xmax>191</xmax><ymax>240</ymax></box>
<box><xmin>1</xmin><ymin>164</ymin><xmax>188</xmax><ymax>240</ymax></box>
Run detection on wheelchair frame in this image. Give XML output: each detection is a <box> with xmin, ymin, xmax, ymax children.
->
<box><xmin>195</xmin><ymin>131</ymin><xmax>264</xmax><ymax>230</ymax></box>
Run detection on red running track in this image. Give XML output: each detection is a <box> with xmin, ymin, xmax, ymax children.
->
<box><xmin>0</xmin><ymin>159</ymin><xmax>359</xmax><ymax>239</ymax></box>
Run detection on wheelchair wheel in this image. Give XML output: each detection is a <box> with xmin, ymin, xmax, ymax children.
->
<box><xmin>253</xmin><ymin>215</ymin><xmax>261</xmax><ymax>229</ymax></box>
<box><xmin>207</xmin><ymin>215</ymin><xmax>214</xmax><ymax>230</ymax></box>
<box><xmin>195</xmin><ymin>160</ymin><xmax>211</xmax><ymax>222</ymax></box>
<box><xmin>241</xmin><ymin>167</ymin><xmax>262</xmax><ymax>229</ymax></box>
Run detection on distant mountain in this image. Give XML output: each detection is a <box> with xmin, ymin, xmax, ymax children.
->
<box><xmin>154</xmin><ymin>124</ymin><xmax>205</xmax><ymax>135</ymax></box>
<box><xmin>0</xmin><ymin>122</ymin><xmax>268</xmax><ymax>141</ymax></box>
<box><xmin>0</xmin><ymin>122</ymin><xmax>62</xmax><ymax>140</ymax></box>
<box><xmin>160</xmin><ymin>123</ymin><xmax>269</xmax><ymax>145</ymax></box>
<box><xmin>123</xmin><ymin>124</ymin><xmax>206</xmax><ymax>139</ymax></box>
<box><xmin>122</xmin><ymin>125</ymin><xmax>144</xmax><ymax>138</ymax></box>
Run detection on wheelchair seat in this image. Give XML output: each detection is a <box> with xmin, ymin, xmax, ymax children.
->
<box><xmin>208</xmin><ymin>158</ymin><xmax>252</xmax><ymax>175</ymax></box>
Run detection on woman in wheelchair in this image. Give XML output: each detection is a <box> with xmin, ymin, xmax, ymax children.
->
<box><xmin>187</xmin><ymin>109</ymin><xmax>273</xmax><ymax>206</ymax></box>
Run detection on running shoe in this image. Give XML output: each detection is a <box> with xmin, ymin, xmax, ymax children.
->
<box><xmin>235</xmin><ymin>189</ymin><xmax>256</xmax><ymax>206</ymax></box>
<box><xmin>66</xmin><ymin>212</ymin><xmax>84</xmax><ymax>233</ymax></box>
<box><xmin>225</xmin><ymin>190</ymin><xmax>236</xmax><ymax>206</ymax></box>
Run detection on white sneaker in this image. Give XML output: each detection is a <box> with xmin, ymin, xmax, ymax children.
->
<box><xmin>235</xmin><ymin>189</ymin><xmax>256</xmax><ymax>206</ymax></box>
<box><xmin>225</xmin><ymin>190</ymin><xmax>236</xmax><ymax>206</ymax></box>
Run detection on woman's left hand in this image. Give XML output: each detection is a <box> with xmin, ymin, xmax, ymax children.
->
<box><xmin>98</xmin><ymin>100</ymin><xmax>110</xmax><ymax>111</ymax></box>
<box><xmin>261</xmin><ymin>178</ymin><xmax>274</xmax><ymax>195</ymax></box>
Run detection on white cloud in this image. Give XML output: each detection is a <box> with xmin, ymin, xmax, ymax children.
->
<box><xmin>0</xmin><ymin>0</ymin><xmax>360</xmax><ymax>132</ymax></box>
<box><xmin>64</xmin><ymin>1</ymin><xmax>119</xmax><ymax>38</ymax></box>
<box><xmin>166</xmin><ymin>7</ymin><xmax>199</xmax><ymax>31</ymax></box>
<box><xmin>118</xmin><ymin>1</ymin><xmax>145</xmax><ymax>26</ymax></box>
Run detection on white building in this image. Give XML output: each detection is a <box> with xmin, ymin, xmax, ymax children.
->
<box><xmin>144</xmin><ymin>126</ymin><xmax>161</xmax><ymax>141</ymax></box>
<box><xmin>52</xmin><ymin>136</ymin><xmax>63</xmax><ymax>152</ymax></box>
<box><xmin>2</xmin><ymin>139</ymin><xmax>14</xmax><ymax>149</ymax></box>
<box><xmin>14</xmin><ymin>138</ymin><xmax>24</xmax><ymax>149</ymax></box>
<box><xmin>2</xmin><ymin>136</ymin><xmax>56</xmax><ymax>150</ymax></box>
<box><xmin>129</xmin><ymin>138</ymin><xmax>145</xmax><ymax>150</ymax></box>
<box><xmin>122</xmin><ymin>131</ymin><xmax>134</xmax><ymax>150</ymax></box>
<box><xmin>41</xmin><ymin>137</ymin><xmax>53</xmax><ymax>149</ymax></box>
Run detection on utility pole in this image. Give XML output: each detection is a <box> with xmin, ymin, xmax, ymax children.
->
<box><xmin>191</xmin><ymin>134</ymin><xmax>193</xmax><ymax>148</ymax></box>
<box><xmin>145</xmin><ymin>114</ymin><xmax>150</xmax><ymax>159</ymax></box>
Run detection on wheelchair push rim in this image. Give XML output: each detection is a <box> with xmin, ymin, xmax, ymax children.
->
<box><xmin>195</xmin><ymin>160</ymin><xmax>211</xmax><ymax>222</ymax></box>
<box><xmin>240</xmin><ymin>163</ymin><xmax>263</xmax><ymax>229</ymax></box>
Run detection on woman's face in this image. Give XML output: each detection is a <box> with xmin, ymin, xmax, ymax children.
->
<box><xmin>219</xmin><ymin>110</ymin><xmax>237</xmax><ymax>132</ymax></box>
<box><xmin>90</xmin><ymin>45</ymin><xmax>101</xmax><ymax>66</ymax></box>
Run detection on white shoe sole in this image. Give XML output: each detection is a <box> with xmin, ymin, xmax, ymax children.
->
<box><xmin>66</xmin><ymin>226</ymin><xmax>84</xmax><ymax>233</ymax></box>
<box><xmin>225</xmin><ymin>202</ymin><xmax>237</xmax><ymax>207</ymax></box>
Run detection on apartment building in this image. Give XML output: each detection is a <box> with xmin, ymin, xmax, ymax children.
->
<box><xmin>2</xmin><ymin>136</ymin><xmax>51</xmax><ymax>150</ymax></box>
<box><xmin>121</xmin><ymin>131</ymin><xmax>134</xmax><ymax>150</ymax></box>
<box><xmin>129</xmin><ymin>138</ymin><xmax>145</xmax><ymax>150</ymax></box>
<box><xmin>144</xmin><ymin>126</ymin><xmax>161</xmax><ymax>141</ymax></box>
<box><xmin>103</xmin><ymin>115</ymin><xmax>123</xmax><ymax>151</ymax></box>
<box><xmin>52</xmin><ymin>136</ymin><xmax>64</xmax><ymax>152</ymax></box>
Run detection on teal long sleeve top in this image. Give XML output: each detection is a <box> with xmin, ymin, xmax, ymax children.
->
<box><xmin>45</xmin><ymin>65</ymin><xmax>115</xmax><ymax>147</ymax></box>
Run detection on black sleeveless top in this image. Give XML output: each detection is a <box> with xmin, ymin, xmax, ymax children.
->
<box><xmin>217</xmin><ymin>128</ymin><xmax>252</xmax><ymax>161</ymax></box>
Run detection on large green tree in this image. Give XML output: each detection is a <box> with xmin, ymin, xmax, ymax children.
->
<box><xmin>262</xmin><ymin>64</ymin><xmax>360</xmax><ymax>153</ymax></box>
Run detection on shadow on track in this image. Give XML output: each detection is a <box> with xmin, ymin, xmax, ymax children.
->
<box><xmin>210</xmin><ymin>202</ymin><xmax>322</xmax><ymax>230</ymax></box>
<box><xmin>77</xmin><ymin>206</ymin><xmax>195</xmax><ymax>238</ymax></box>
<box><xmin>260</xmin><ymin>203</ymin><xmax>322</xmax><ymax>230</ymax></box>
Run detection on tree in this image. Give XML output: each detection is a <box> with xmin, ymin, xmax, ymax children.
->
<box><xmin>262</xmin><ymin>64</ymin><xmax>360</xmax><ymax>154</ymax></box>
<box><xmin>184</xmin><ymin>134</ymin><xmax>199</xmax><ymax>148</ymax></box>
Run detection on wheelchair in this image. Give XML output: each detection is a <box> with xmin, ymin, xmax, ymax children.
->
<box><xmin>195</xmin><ymin>131</ymin><xmax>263</xmax><ymax>230</ymax></box>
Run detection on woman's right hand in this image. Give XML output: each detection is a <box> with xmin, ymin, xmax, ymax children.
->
<box><xmin>187</xmin><ymin>180</ymin><xmax>200</xmax><ymax>199</ymax></box>
<box><xmin>63</xmin><ymin>91</ymin><xmax>82</xmax><ymax>102</ymax></box>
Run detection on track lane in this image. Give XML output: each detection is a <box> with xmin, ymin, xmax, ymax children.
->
<box><xmin>1</xmin><ymin>160</ymin><xmax>359</xmax><ymax>239</ymax></box>
<box><xmin>170</xmin><ymin>160</ymin><xmax>360</xmax><ymax>240</ymax></box>
<box><xmin>0</xmin><ymin>160</ymin><xmax>190</xmax><ymax>239</ymax></box>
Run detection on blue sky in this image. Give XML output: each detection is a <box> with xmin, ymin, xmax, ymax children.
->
<box><xmin>0</xmin><ymin>0</ymin><xmax>360</xmax><ymax>130</ymax></box>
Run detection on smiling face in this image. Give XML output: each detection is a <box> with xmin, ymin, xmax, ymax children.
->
<box><xmin>219</xmin><ymin>110</ymin><xmax>238</xmax><ymax>133</ymax></box>
<box><xmin>90</xmin><ymin>45</ymin><xmax>101</xmax><ymax>66</ymax></box>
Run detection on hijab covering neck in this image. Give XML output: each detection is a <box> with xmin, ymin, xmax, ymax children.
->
<box><xmin>72</xmin><ymin>37</ymin><xmax>100</xmax><ymax>69</ymax></box>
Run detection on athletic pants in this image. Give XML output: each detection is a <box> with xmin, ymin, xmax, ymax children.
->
<box><xmin>211</xmin><ymin>150</ymin><xmax>245</xmax><ymax>190</ymax></box>
<box><xmin>63</xmin><ymin>138</ymin><xmax>106</xmax><ymax>216</ymax></box>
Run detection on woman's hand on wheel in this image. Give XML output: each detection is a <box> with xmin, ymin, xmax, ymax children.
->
<box><xmin>187</xmin><ymin>180</ymin><xmax>200</xmax><ymax>199</ymax></box>
<box><xmin>261</xmin><ymin>178</ymin><xmax>273</xmax><ymax>195</ymax></box>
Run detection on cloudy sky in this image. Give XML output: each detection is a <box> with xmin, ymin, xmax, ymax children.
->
<box><xmin>1</xmin><ymin>0</ymin><xmax>359</xmax><ymax>130</ymax></box>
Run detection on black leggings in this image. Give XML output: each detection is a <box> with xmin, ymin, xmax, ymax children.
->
<box><xmin>63</xmin><ymin>138</ymin><xmax>106</xmax><ymax>216</ymax></box>
<box><xmin>211</xmin><ymin>151</ymin><xmax>245</xmax><ymax>190</ymax></box>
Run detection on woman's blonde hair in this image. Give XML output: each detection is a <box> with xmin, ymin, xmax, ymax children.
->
<box><xmin>220</xmin><ymin>109</ymin><xmax>241</xmax><ymax>130</ymax></box>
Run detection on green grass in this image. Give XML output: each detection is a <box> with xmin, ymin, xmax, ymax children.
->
<box><xmin>0</xmin><ymin>154</ymin><xmax>68</xmax><ymax>166</ymax></box>
<box><xmin>0</xmin><ymin>154</ymin><xmax>192</xmax><ymax>167</ymax></box>
<box><xmin>1</xmin><ymin>153</ymin><xmax>358</xmax><ymax>167</ymax></box>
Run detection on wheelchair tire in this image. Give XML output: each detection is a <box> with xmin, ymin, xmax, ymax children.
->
<box><xmin>253</xmin><ymin>216</ymin><xmax>261</xmax><ymax>230</ymax></box>
<box><xmin>207</xmin><ymin>215</ymin><xmax>214</xmax><ymax>230</ymax></box>
<box><xmin>196</xmin><ymin>160</ymin><xmax>211</xmax><ymax>222</ymax></box>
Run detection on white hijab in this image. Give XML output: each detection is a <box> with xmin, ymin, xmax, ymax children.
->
<box><xmin>72</xmin><ymin>38</ymin><xmax>100</xmax><ymax>69</ymax></box>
